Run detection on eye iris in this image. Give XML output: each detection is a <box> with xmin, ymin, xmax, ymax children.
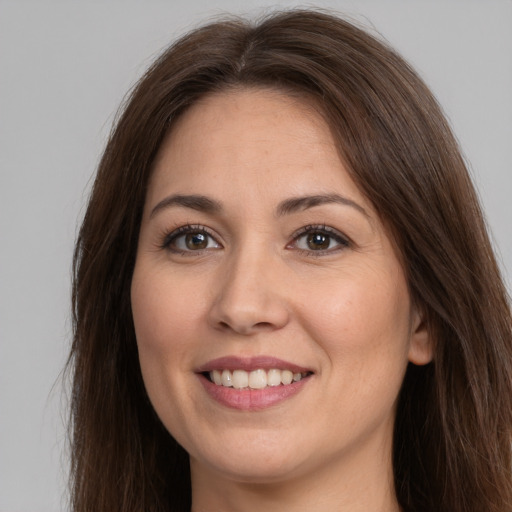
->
<box><xmin>307</xmin><ymin>233</ymin><xmax>330</xmax><ymax>250</ymax></box>
<box><xmin>185</xmin><ymin>232</ymin><xmax>208</xmax><ymax>250</ymax></box>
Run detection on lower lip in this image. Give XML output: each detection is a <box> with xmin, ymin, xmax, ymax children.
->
<box><xmin>198</xmin><ymin>374</ymin><xmax>310</xmax><ymax>411</ymax></box>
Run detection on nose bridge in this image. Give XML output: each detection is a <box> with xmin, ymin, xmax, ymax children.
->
<box><xmin>209</xmin><ymin>239</ymin><xmax>289</xmax><ymax>334</ymax></box>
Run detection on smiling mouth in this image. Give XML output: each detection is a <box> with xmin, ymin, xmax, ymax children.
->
<box><xmin>205</xmin><ymin>369</ymin><xmax>313</xmax><ymax>389</ymax></box>
<box><xmin>197</xmin><ymin>358</ymin><xmax>314</xmax><ymax>410</ymax></box>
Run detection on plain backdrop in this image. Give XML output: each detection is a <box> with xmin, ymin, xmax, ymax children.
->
<box><xmin>1</xmin><ymin>1</ymin><xmax>511</xmax><ymax>511</ymax></box>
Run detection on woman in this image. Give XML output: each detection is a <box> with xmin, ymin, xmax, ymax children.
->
<box><xmin>69</xmin><ymin>9</ymin><xmax>512</xmax><ymax>512</ymax></box>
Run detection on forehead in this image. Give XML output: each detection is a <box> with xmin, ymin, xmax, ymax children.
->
<box><xmin>146</xmin><ymin>87</ymin><xmax>373</xmax><ymax>216</ymax></box>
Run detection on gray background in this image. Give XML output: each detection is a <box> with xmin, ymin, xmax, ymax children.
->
<box><xmin>1</xmin><ymin>1</ymin><xmax>511</xmax><ymax>511</ymax></box>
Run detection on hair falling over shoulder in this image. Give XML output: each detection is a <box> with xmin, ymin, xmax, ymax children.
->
<box><xmin>69</xmin><ymin>9</ymin><xmax>512</xmax><ymax>512</ymax></box>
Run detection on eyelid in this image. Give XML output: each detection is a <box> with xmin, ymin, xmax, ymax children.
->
<box><xmin>288</xmin><ymin>224</ymin><xmax>351</xmax><ymax>253</ymax></box>
<box><xmin>161</xmin><ymin>224</ymin><xmax>222</xmax><ymax>253</ymax></box>
<box><xmin>159</xmin><ymin>223</ymin><xmax>350</xmax><ymax>256</ymax></box>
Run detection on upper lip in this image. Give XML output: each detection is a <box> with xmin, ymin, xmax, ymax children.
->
<box><xmin>195</xmin><ymin>356</ymin><xmax>313</xmax><ymax>374</ymax></box>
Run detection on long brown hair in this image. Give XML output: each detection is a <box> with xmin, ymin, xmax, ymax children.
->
<box><xmin>69</xmin><ymin>9</ymin><xmax>512</xmax><ymax>511</ymax></box>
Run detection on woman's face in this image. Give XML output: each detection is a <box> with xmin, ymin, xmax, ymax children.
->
<box><xmin>131</xmin><ymin>88</ymin><xmax>431</xmax><ymax>486</ymax></box>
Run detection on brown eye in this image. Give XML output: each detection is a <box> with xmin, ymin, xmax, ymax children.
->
<box><xmin>164</xmin><ymin>226</ymin><xmax>221</xmax><ymax>253</ymax></box>
<box><xmin>306</xmin><ymin>233</ymin><xmax>330</xmax><ymax>250</ymax></box>
<box><xmin>292</xmin><ymin>226</ymin><xmax>350</xmax><ymax>254</ymax></box>
<box><xmin>185</xmin><ymin>232</ymin><xmax>208</xmax><ymax>250</ymax></box>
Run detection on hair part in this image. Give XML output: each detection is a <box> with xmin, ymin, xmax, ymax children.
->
<box><xmin>69</xmin><ymin>9</ymin><xmax>512</xmax><ymax>512</ymax></box>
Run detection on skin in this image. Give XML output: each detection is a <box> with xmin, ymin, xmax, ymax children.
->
<box><xmin>131</xmin><ymin>88</ymin><xmax>432</xmax><ymax>512</ymax></box>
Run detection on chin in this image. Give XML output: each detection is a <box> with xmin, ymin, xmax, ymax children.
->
<box><xmin>189</xmin><ymin>434</ymin><xmax>311</xmax><ymax>484</ymax></box>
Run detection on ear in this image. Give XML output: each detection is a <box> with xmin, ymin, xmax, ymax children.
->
<box><xmin>407</xmin><ymin>309</ymin><xmax>433</xmax><ymax>366</ymax></box>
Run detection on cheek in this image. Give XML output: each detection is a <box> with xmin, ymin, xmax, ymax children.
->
<box><xmin>301</xmin><ymin>265</ymin><xmax>413</xmax><ymax>369</ymax></box>
<box><xmin>131</xmin><ymin>266</ymin><xmax>204</xmax><ymax>359</ymax></box>
<box><xmin>130</xmin><ymin>266</ymin><xmax>201</xmax><ymax>433</ymax></box>
<box><xmin>130</xmin><ymin>266</ymin><xmax>204</xmax><ymax>435</ymax></box>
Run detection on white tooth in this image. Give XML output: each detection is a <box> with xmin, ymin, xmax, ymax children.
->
<box><xmin>221</xmin><ymin>369</ymin><xmax>233</xmax><ymax>387</ymax></box>
<box><xmin>267</xmin><ymin>369</ymin><xmax>281</xmax><ymax>387</ymax></box>
<box><xmin>232</xmin><ymin>370</ymin><xmax>249</xmax><ymax>389</ymax></box>
<box><xmin>249</xmin><ymin>369</ymin><xmax>267</xmax><ymax>389</ymax></box>
<box><xmin>293</xmin><ymin>372</ymin><xmax>302</xmax><ymax>382</ymax></box>
<box><xmin>212</xmin><ymin>370</ymin><xmax>222</xmax><ymax>385</ymax></box>
<box><xmin>281</xmin><ymin>370</ymin><xmax>293</xmax><ymax>385</ymax></box>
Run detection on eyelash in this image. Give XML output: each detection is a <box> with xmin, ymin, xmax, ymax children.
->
<box><xmin>160</xmin><ymin>223</ymin><xmax>351</xmax><ymax>256</ymax></box>
<box><xmin>160</xmin><ymin>224</ymin><xmax>220</xmax><ymax>256</ymax></box>
<box><xmin>289</xmin><ymin>224</ymin><xmax>351</xmax><ymax>255</ymax></box>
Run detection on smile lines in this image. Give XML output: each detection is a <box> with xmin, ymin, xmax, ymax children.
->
<box><xmin>208</xmin><ymin>368</ymin><xmax>311</xmax><ymax>389</ymax></box>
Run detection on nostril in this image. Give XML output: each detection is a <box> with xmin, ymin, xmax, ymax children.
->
<box><xmin>216</xmin><ymin>320</ymin><xmax>275</xmax><ymax>334</ymax></box>
<box><xmin>253</xmin><ymin>321</ymin><xmax>274</xmax><ymax>330</ymax></box>
<box><xmin>209</xmin><ymin>295</ymin><xmax>290</xmax><ymax>335</ymax></box>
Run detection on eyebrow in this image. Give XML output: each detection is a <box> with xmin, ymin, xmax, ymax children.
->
<box><xmin>149</xmin><ymin>192</ymin><xmax>368</xmax><ymax>219</ymax></box>
<box><xmin>150</xmin><ymin>194</ymin><xmax>222</xmax><ymax>218</ymax></box>
<box><xmin>276</xmin><ymin>194</ymin><xmax>368</xmax><ymax>217</ymax></box>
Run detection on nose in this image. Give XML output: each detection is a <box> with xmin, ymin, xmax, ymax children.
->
<box><xmin>208</xmin><ymin>246</ymin><xmax>290</xmax><ymax>335</ymax></box>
